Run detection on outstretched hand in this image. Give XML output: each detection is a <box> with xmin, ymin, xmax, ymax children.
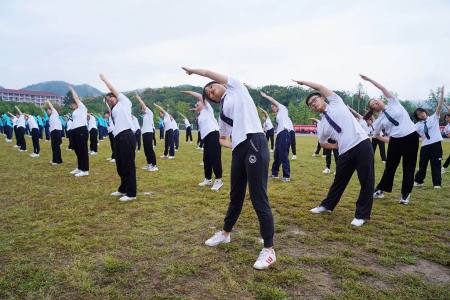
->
<box><xmin>292</xmin><ymin>79</ymin><xmax>304</xmax><ymax>85</ymax></box>
<box><xmin>359</xmin><ymin>74</ymin><xmax>370</xmax><ymax>81</ymax></box>
<box><xmin>182</xmin><ymin>67</ymin><xmax>193</xmax><ymax>75</ymax></box>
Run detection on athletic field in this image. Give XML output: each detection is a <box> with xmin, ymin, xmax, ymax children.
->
<box><xmin>1</xmin><ymin>135</ymin><xmax>449</xmax><ymax>299</ymax></box>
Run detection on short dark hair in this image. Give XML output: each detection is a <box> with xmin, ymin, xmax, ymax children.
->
<box><xmin>105</xmin><ymin>92</ymin><xmax>115</xmax><ymax>98</ymax></box>
<box><xmin>202</xmin><ymin>81</ymin><xmax>219</xmax><ymax>102</ymax></box>
<box><xmin>363</xmin><ymin>110</ymin><xmax>374</xmax><ymax>120</ymax></box>
<box><xmin>413</xmin><ymin>108</ymin><xmax>427</xmax><ymax>121</ymax></box>
<box><xmin>305</xmin><ymin>92</ymin><xmax>322</xmax><ymax>106</ymax></box>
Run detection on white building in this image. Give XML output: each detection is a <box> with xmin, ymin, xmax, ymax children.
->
<box><xmin>0</xmin><ymin>88</ymin><xmax>63</xmax><ymax>106</ymax></box>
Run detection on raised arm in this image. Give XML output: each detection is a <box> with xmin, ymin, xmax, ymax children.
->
<box><xmin>436</xmin><ymin>86</ymin><xmax>445</xmax><ymax>115</ymax></box>
<box><xmin>181</xmin><ymin>91</ymin><xmax>203</xmax><ymax>102</ymax></box>
<box><xmin>103</xmin><ymin>98</ymin><xmax>111</xmax><ymax>112</ymax></box>
<box><xmin>179</xmin><ymin>112</ymin><xmax>187</xmax><ymax>119</ymax></box>
<box><xmin>258</xmin><ymin>106</ymin><xmax>269</xmax><ymax>117</ymax></box>
<box><xmin>45</xmin><ymin>100</ymin><xmax>56</xmax><ymax>111</ymax></box>
<box><xmin>99</xmin><ymin>74</ymin><xmax>119</xmax><ymax>97</ymax></box>
<box><xmin>14</xmin><ymin>106</ymin><xmax>22</xmax><ymax>115</ymax></box>
<box><xmin>359</xmin><ymin>74</ymin><xmax>394</xmax><ymax>99</ymax></box>
<box><xmin>346</xmin><ymin>105</ymin><xmax>362</xmax><ymax>119</ymax></box>
<box><xmin>154</xmin><ymin>103</ymin><xmax>168</xmax><ymax>115</ymax></box>
<box><xmin>7</xmin><ymin>112</ymin><xmax>15</xmax><ymax>117</ymax></box>
<box><xmin>182</xmin><ymin>67</ymin><xmax>227</xmax><ymax>84</ymax></box>
<box><xmin>309</xmin><ymin>117</ymin><xmax>320</xmax><ymax>123</ymax></box>
<box><xmin>68</xmin><ymin>86</ymin><xmax>82</xmax><ymax>106</ymax></box>
<box><xmin>135</xmin><ymin>94</ymin><xmax>148</xmax><ymax>111</ymax></box>
<box><xmin>260</xmin><ymin>92</ymin><xmax>280</xmax><ymax>107</ymax></box>
<box><xmin>292</xmin><ymin>80</ymin><xmax>333</xmax><ymax>97</ymax></box>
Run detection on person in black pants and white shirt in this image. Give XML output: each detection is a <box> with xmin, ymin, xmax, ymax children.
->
<box><xmin>361</xmin><ymin>74</ymin><xmax>419</xmax><ymax>205</ymax></box>
<box><xmin>132</xmin><ymin>115</ymin><xmax>141</xmax><ymax>152</ymax></box>
<box><xmin>181</xmin><ymin>114</ymin><xmax>193</xmax><ymax>143</ymax></box>
<box><xmin>45</xmin><ymin>100</ymin><xmax>63</xmax><ymax>165</ymax></box>
<box><xmin>155</xmin><ymin>104</ymin><xmax>175</xmax><ymax>159</ymax></box>
<box><xmin>310</xmin><ymin>118</ymin><xmax>338</xmax><ymax>174</ymax></box>
<box><xmin>442</xmin><ymin>113</ymin><xmax>450</xmax><ymax>174</ymax></box>
<box><xmin>68</xmin><ymin>86</ymin><xmax>89</xmax><ymax>177</ymax></box>
<box><xmin>136</xmin><ymin>94</ymin><xmax>158</xmax><ymax>172</ymax></box>
<box><xmin>25</xmin><ymin>113</ymin><xmax>40</xmax><ymax>158</ymax></box>
<box><xmin>414</xmin><ymin>86</ymin><xmax>445</xmax><ymax>189</ymax></box>
<box><xmin>14</xmin><ymin>107</ymin><xmax>27</xmax><ymax>152</ymax></box>
<box><xmin>104</xmin><ymin>105</ymin><xmax>116</xmax><ymax>163</ymax></box>
<box><xmin>259</xmin><ymin>107</ymin><xmax>274</xmax><ymax>153</ymax></box>
<box><xmin>182</xmin><ymin>91</ymin><xmax>223</xmax><ymax>191</ymax></box>
<box><xmin>293</xmin><ymin>79</ymin><xmax>374</xmax><ymax>227</ymax></box>
<box><xmin>260</xmin><ymin>91</ymin><xmax>291</xmax><ymax>182</ymax></box>
<box><xmin>88</xmin><ymin>113</ymin><xmax>98</xmax><ymax>155</ymax></box>
<box><xmin>288</xmin><ymin>118</ymin><xmax>297</xmax><ymax>160</ymax></box>
<box><xmin>100</xmin><ymin>74</ymin><xmax>137</xmax><ymax>202</ymax></box>
<box><xmin>183</xmin><ymin>67</ymin><xmax>276</xmax><ymax>270</ymax></box>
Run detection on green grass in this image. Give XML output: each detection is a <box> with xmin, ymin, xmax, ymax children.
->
<box><xmin>0</xmin><ymin>134</ymin><xmax>449</xmax><ymax>299</ymax></box>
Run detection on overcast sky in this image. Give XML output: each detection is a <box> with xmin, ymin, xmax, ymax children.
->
<box><xmin>1</xmin><ymin>0</ymin><xmax>449</xmax><ymax>100</ymax></box>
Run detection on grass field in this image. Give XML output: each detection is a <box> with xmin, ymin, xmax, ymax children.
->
<box><xmin>0</xmin><ymin>133</ymin><xmax>449</xmax><ymax>299</ymax></box>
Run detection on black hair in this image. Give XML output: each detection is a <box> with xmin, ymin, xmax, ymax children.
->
<box><xmin>305</xmin><ymin>92</ymin><xmax>322</xmax><ymax>106</ymax></box>
<box><xmin>105</xmin><ymin>92</ymin><xmax>115</xmax><ymax>98</ymax></box>
<box><xmin>413</xmin><ymin>108</ymin><xmax>428</xmax><ymax>121</ymax></box>
<box><xmin>202</xmin><ymin>81</ymin><xmax>219</xmax><ymax>102</ymax></box>
<box><xmin>363</xmin><ymin>110</ymin><xmax>374</xmax><ymax>120</ymax></box>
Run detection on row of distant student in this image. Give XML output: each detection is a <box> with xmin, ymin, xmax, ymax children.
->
<box><xmin>2</xmin><ymin>69</ymin><xmax>449</xmax><ymax>271</ymax></box>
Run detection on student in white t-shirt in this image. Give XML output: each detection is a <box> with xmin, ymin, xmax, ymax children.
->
<box><xmin>154</xmin><ymin>104</ymin><xmax>175</xmax><ymax>159</ymax></box>
<box><xmin>180</xmin><ymin>113</ymin><xmax>193</xmax><ymax>143</ymax></box>
<box><xmin>136</xmin><ymin>94</ymin><xmax>158</xmax><ymax>171</ymax></box>
<box><xmin>293</xmin><ymin>79</ymin><xmax>374</xmax><ymax>227</ymax></box>
<box><xmin>45</xmin><ymin>100</ymin><xmax>63</xmax><ymax>165</ymax></box>
<box><xmin>361</xmin><ymin>74</ymin><xmax>419</xmax><ymax>205</ymax></box>
<box><xmin>88</xmin><ymin>114</ymin><xmax>98</xmax><ymax>156</ymax></box>
<box><xmin>13</xmin><ymin>106</ymin><xmax>27</xmax><ymax>151</ymax></box>
<box><xmin>131</xmin><ymin>115</ymin><xmax>141</xmax><ymax>152</ymax></box>
<box><xmin>182</xmin><ymin>67</ymin><xmax>276</xmax><ymax>270</ymax></box>
<box><xmin>442</xmin><ymin>113</ymin><xmax>450</xmax><ymax>173</ymax></box>
<box><xmin>182</xmin><ymin>91</ymin><xmax>223</xmax><ymax>191</ymax></box>
<box><xmin>100</xmin><ymin>74</ymin><xmax>137</xmax><ymax>202</ymax></box>
<box><xmin>103</xmin><ymin>101</ymin><xmax>116</xmax><ymax>162</ymax></box>
<box><xmin>413</xmin><ymin>86</ymin><xmax>445</xmax><ymax>188</ymax></box>
<box><xmin>258</xmin><ymin>107</ymin><xmax>274</xmax><ymax>152</ymax></box>
<box><xmin>24</xmin><ymin>113</ymin><xmax>40</xmax><ymax>157</ymax></box>
<box><xmin>260</xmin><ymin>91</ymin><xmax>291</xmax><ymax>181</ymax></box>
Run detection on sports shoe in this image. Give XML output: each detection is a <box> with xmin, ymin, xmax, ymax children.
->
<box><xmin>149</xmin><ymin>165</ymin><xmax>159</xmax><ymax>172</ymax></box>
<box><xmin>291</xmin><ymin>155</ymin><xmax>297</xmax><ymax>160</ymax></box>
<box><xmin>119</xmin><ymin>195</ymin><xmax>136</xmax><ymax>202</ymax></box>
<box><xmin>168</xmin><ymin>156</ymin><xmax>175</xmax><ymax>159</ymax></box>
<box><xmin>51</xmin><ymin>162</ymin><xmax>60</xmax><ymax>166</ymax></box>
<box><xmin>270</xmin><ymin>149</ymin><xmax>274</xmax><ymax>153</ymax></box>
<box><xmin>382</xmin><ymin>161</ymin><xmax>386</xmax><ymax>164</ymax></box>
<box><xmin>399</xmin><ymin>194</ymin><xmax>410</xmax><ymax>205</ymax></box>
<box><xmin>142</xmin><ymin>164</ymin><xmax>152</xmax><ymax>170</ymax></box>
<box><xmin>205</xmin><ymin>231</ymin><xmax>230</xmax><ymax>247</ymax></box>
<box><xmin>106</xmin><ymin>157</ymin><xmax>112</xmax><ymax>161</ymax></box>
<box><xmin>281</xmin><ymin>177</ymin><xmax>290</xmax><ymax>182</ymax></box>
<box><xmin>253</xmin><ymin>248</ymin><xmax>276</xmax><ymax>270</ymax></box>
<box><xmin>322</xmin><ymin>168</ymin><xmax>331</xmax><ymax>174</ymax></box>
<box><xmin>19</xmin><ymin>149</ymin><xmax>26</xmax><ymax>152</ymax></box>
<box><xmin>269</xmin><ymin>175</ymin><xmax>280</xmax><ymax>179</ymax></box>
<box><xmin>350</xmin><ymin>218</ymin><xmax>366</xmax><ymax>227</ymax></box>
<box><xmin>211</xmin><ymin>179</ymin><xmax>224</xmax><ymax>191</ymax></box>
<box><xmin>414</xmin><ymin>182</ymin><xmax>423</xmax><ymax>187</ymax></box>
<box><xmin>310</xmin><ymin>206</ymin><xmax>331</xmax><ymax>214</ymax></box>
<box><xmin>110</xmin><ymin>159</ymin><xmax>116</xmax><ymax>163</ymax></box>
<box><xmin>199</xmin><ymin>179</ymin><xmax>213</xmax><ymax>186</ymax></box>
<box><xmin>74</xmin><ymin>171</ymin><xmax>89</xmax><ymax>177</ymax></box>
<box><xmin>373</xmin><ymin>190</ymin><xmax>384</xmax><ymax>199</ymax></box>
<box><xmin>29</xmin><ymin>153</ymin><xmax>39</xmax><ymax>158</ymax></box>
<box><xmin>111</xmin><ymin>191</ymin><xmax>126</xmax><ymax>197</ymax></box>
<box><xmin>90</xmin><ymin>151</ymin><xmax>97</xmax><ymax>156</ymax></box>
<box><xmin>14</xmin><ymin>145</ymin><xmax>19</xmax><ymax>148</ymax></box>
<box><xmin>434</xmin><ymin>186</ymin><xmax>441</xmax><ymax>189</ymax></box>
<box><xmin>70</xmin><ymin>168</ymin><xmax>81</xmax><ymax>175</ymax></box>
<box><xmin>160</xmin><ymin>155</ymin><xmax>168</xmax><ymax>159</ymax></box>
<box><xmin>312</xmin><ymin>153</ymin><xmax>318</xmax><ymax>157</ymax></box>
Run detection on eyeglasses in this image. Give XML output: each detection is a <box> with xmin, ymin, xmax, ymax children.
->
<box><xmin>308</xmin><ymin>96</ymin><xmax>320</xmax><ymax>108</ymax></box>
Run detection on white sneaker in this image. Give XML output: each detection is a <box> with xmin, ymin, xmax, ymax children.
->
<box><xmin>111</xmin><ymin>191</ymin><xmax>126</xmax><ymax>197</ymax></box>
<box><xmin>269</xmin><ymin>175</ymin><xmax>280</xmax><ymax>179</ymax></box>
<box><xmin>74</xmin><ymin>171</ymin><xmax>89</xmax><ymax>177</ymax></box>
<box><xmin>322</xmin><ymin>168</ymin><xmax>331</xmax><ymax>174</ymax></box>
<box><xmin>70</xmin><ymin>168</ymin><xmax>81</xmax><ymax>175</ymax></box>
<box><xmin>142</xmin><ymin>164</ymin><xmax>152</xmax><ymax>170</ymax></box>
<box><xmin>90</xmin><ymin>151</ymin><xmax>97</xmax><ymax>156</ymax></box>
<box><xmin>281</xmin><ymin>177</ymin><xmax>290</xmax><ymax>182</ymax></box>
<box><xmin>106</xmin><ymin>157</ymin><xmax>112</xmax><ymax>161</ymax></box>
<box><xmin>168</xmin><ymin>156</ymin><xmax>175</xmax><ymax>159</ymax></box>
<box><xmin>312</xmin><ymin>153</ymin><xmax>318</xmax><ymax>157</ymax></box>
<box><xmin>51</xmin><ymin>162</ymin><xmax>60</xmax><ymax>166</ymax></box>
<box><xmin>199</xmin><ymin>179</ymin><xmax>213</xmax><ymax>187</ymax></box>
<box><xmin>19</xmin><ymin>149</ymin><xmax>26</xmax><ymax>152</ymax></box>
<box><xmin>270</xmin><ymin>149</ymin><xmax>274</xmax><ymax>153</ymax></box>
<box><xmin>373</xmin><ymin>190</ymin><xmax>384</xmax><ymax>199</ymax></box>
<box><xmin>119</xmin><ymin>195</ymin><xmax>136</xmax><ymax>202</ymax></box>
<box><xmin>310</xmin><ymin>206</ymin><xmax>331</xmax><ymax>214</ymax></box>
<box><xmin>350</xmin><ymin>218</ymin><xmax>366</xmax><ymax>227</ymax></box>
<box><xmin>434</xmin><ymin>186</ymin><xmax>441</xmax><ymax>189</ymax></box>
<box><xmin>14</xmin><ymin>145</ymin><xmax>19</xmax><ymax>148</ymax></box>
<box><xmin>291</xmin><ymin>155</ymin><xmax>297</xmax><ymax>160</ymax></box>
<box><xmin>399</xmin><ymin>194</ymin><xmax>410</xmax><ymax>205</ymax></box>
<box><xmin>211</xmin><ymin>179</ymin><xmax>224</xmax><ymax>191</ymax></box>
<box><xmin>205</xmin><ymin>231</ymin><xmax>230</xmax><ymax>247</ymax></box>
<box><xmin>110</xmin><ymin>159</ymin><xmax>116</xmax><ymax>163</ymax></box>
<box><xmin>253</xmin><ymin>248</ymin><xmax>276</xmax><ymax>270</ymax></box>
<box><xmin>29</xmin><ymin>153</ymin><xmax>39</xmax><ymax>158</ymax></box>
<box><xmin>160</xmin><ymin>155</ymin><xmax>168</xmax><ymax>159</ymax></box>
<box><xmin>382</xmin><ymin>161</ymin><xmax>386</xmax><ymax>164</ymax></box>
<box><xmin>149</xmin><ymin>165</ymin><xmax>159</xmax><ymax>172</ymax></box>
<box><xmin>414</xmin><ymin>182</ymin><xmax>423</xmax><ymax>187</ymax></box>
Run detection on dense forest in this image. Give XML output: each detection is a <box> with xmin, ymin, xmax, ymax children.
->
<box><xmin>1</xmin><ymin>85</ymin><xmax>447</xmax><ymax>126</ymax></box>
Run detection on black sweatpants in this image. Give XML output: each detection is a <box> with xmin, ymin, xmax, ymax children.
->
<box><xmin>444</xmin><ymin>155</ymin><xmax>450</xmax><ymax>169</ymax></box>
<box><xmin>315</xmin><ymin>141</ymin><xmax>323</xmax><ymax>155</ymax></box>
<box><xmin>67</xmin><ymin>130</ymin><xmax>74</xmax><ymax>150</ymax></box>
<box><xmin>89</xmin><ymin>128</ymin><xmax>98</xmax><ymax>152</ymax></box>
<box><xmin>325</xmin><ymin>148</ymin><xmax>339</xmax><ymax>169</ymax></box>
<box><xmin>203</xmin><ymin>131</ymin><xmax>222</xmax><ymax>179</ymax></box>
<box><xmin>72</xmin><ymin>126</ymin><xmax>89</xmax><ymax>171</ymax></box>
<box><xmin>186</xmin><ymin>126</ymin><xmax>193</xmax><ymax>142</ymax></box>
<box><xmin>142</xmin><ymin>132</ymin><xmax>157</xmax><ymax>165</ymax></box>
<box><xmin>223</xmin><ymin>133</ymin><xmax>274</xmax><ymax>248</ymax></box>
<box><xmin>197</xmin><ymin>131</ymin><xmax>204</xmax><ymax>148</ymax></box>
<box><xmin>414</xmin><ymin>141</ymin><xmax>442</xmax><ymax>186</ymax></box>
<box><xmin>159</xmin><ymin>127</ymin><xmax>164</xmax><ymax>139</ymax></box>
<box><xmin>17</xmin><ymin>127</ymin><xmax>26</xmax><ymax>150</ymax></box>
<box><xmin>372</xmin><ymin>138</ymin><xmax>386</xmax><ymax>162</ymax></box>
<box><xmin>266</xmin><ymin>128</ymin><xmax>274</xmax><ymax>150</ymax></box>
<box><xmin>31</xmin><ymin>128</ymin><xmax>40</xmax><ymax>154</ymax></box>
<box><xmin>289</xmin><ymin>130</ymin><xmax>296</xmax><ymax>155</ymax></box>
<box><xmin>376</xmin><ymin>131</ymin><xmax>419</xmax><ymax>198</ymax></box>
<box><xmin>108</xmin><ymin>132</ymin><xmax>116</xmax><ymax>159</ymax></box>
<box><xmin>50</xmin><ymin>130</ymin><xmax>62</xmax><ymax>163</ymax></box>
<box><xmin>115</xmin><ymin>129</ymin><xmax>136</xmax><ymax>197</ymax></box>
<box><xmin>164</xmin><ymin>129</ymin><xmax>175</xmax><ymax>156</ymax></box>
<box><xmin>272</xmin><ymin>130</ymin><xmax>290</xmax><ymax>178</ymax></box>
<box><xmin>5</xmin><ymin>126</ymin><xmax>13</xmax><ymax>140</ymax></box>
<box><xmin>135</xmin><ymin>129</ymin><xmax>141</xmax><ymax>151</ymax></box>
<box><xmin>174</xmin><ymin>129</ymin><xmax>180</xmax><ymax>150</ymax></box>
<box><xmin>321</xmin><ymin>139</ymin><xmax>374</xmax><ymax>219</ymax></box>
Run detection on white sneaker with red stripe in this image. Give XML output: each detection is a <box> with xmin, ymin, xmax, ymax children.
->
<box><xmin>253</xmin><ymin>248</ymin><xmax>276</xmax><ymax>270</ymax></box>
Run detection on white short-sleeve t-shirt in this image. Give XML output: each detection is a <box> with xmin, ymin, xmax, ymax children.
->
<box><xmin>415</xmin><ymin>112</ymin><xmax>443</xmax><ymax>147</ymax></box>
<box><xmin>112</xmin><ymin>93</ymin><xmax>133</xmax><ymax>137</ymax></box>
<box><xmin>141</xmin><ymin>107</ymin><xmax>155</xmax><ymax>134</ymax></box>
<box><xmin>372</xmin><ymin>97</ymin><xmax>416</xmax><ymax>138</ymax></box>
<box><xmin>72</xmin><ymin>102</ymin><xmax>88</xmax><ymax>129</ymax></box>
<box><xmin>198</xmin><ymin>101</ymin><xmax>219</xmax><ymax>139</ymax></box>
